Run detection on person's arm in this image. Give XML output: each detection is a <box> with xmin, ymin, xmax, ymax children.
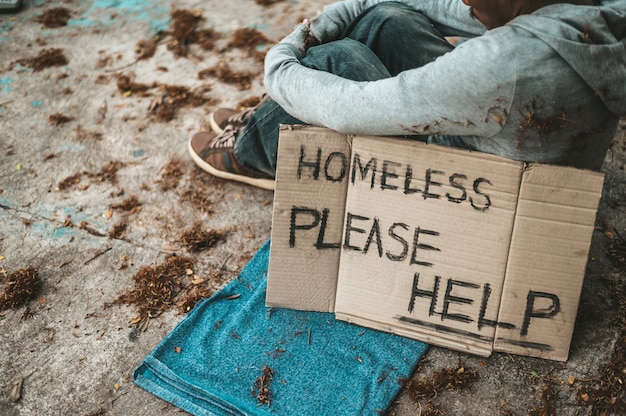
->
<box><xmin>309</xmin><ymin>0</ymin><xmax>486</xmax><ymax>43</ymax></box>
<box><xmin>264</xmin><ymin>25</ymin><xmax>514</xmax><ymax>139</ymax></box>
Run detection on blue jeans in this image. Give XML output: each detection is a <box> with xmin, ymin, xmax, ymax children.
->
<box><xmin>234</xmin><ymin>2</ymin><xmax>456</xmax><ymax>177</ymax></box>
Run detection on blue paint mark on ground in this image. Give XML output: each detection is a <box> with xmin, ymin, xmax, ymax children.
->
<box><xmin>59</xmin><ymin>143</ymin><xmax>85</xmax><ymax>152</ymax></box>
<box><xmin>0</xmin><ymin>21</ymin><xmax>14</xmax><ymax>33</ymax></box>
<box><xmin>133</xmin><ymin>149</ymin><xmax>145</xmax><ymax>157</ymax></box>
<box><xmin>31</xmin><ymin>222</ymin><xmax>80</xmax><ymax>240</ymax></box>
<box><xmin>0</xmin><ymin>197</ymin><xmax>14</xmax><ymax>209</ymax></box>
<box><xmin>69</xmin><ymin>0</ymin><xmax>170</xmax><ymax>33</ymax></box>
<box><xmin>0</xmin><ymin>77</ymin><xmax>12</xmax><ymax>93</ymax></box>
<box><xmin>31</xmin><ymin>100</ymin><xmax>43</xmax><ymax>107</ymax></box>
<box><xmin>11</xmin><ymin>64</ymin><xmax>33</xmax><ymax>73</ymax></box>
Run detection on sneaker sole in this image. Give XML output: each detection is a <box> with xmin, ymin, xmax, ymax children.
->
<box><xmin>187</xmin><ymin>138</ymin><xmax>275</xmax><ymax>191</ymax></box>
<box><xmin>208</xmin><ymin>113</ymin><xmax>225</xmax><ymax>135</ymax></box>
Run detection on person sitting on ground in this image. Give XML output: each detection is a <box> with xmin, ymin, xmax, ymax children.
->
<box><xmin>189</xmin><ymin>0</ymin><xmax>626</xmax><ymax>191</ymax></box>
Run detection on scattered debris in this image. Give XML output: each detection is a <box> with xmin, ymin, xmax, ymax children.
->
<box><xmin>607</xmin><ymin>230</ymin><xmax>626</xmax><ymax>272</ymax></box>
<box><xmin>226</xmin><ymin>27</ymin><xmax>270</xmax><ymax>50</ymax></box>
<box><xmin>79</xmin><ymin>222</ymin><xmax>106</xmax><ymax>238</ymax></box>
<box><xmin>109</xmin><ymin>221</ymin><xmax>128</xmax><ymax>240</ymax></box>
<box><xmin>83</xmin><ymin>408</ymin><xmax>106</xmax><ymax>416</ymax></box>
<box><xmin>528</xmin><ymin>383</ymin><xmax>556</xmax><ymax>416</ymax></box>
<box><xmin>57</xmin><ymin>172</ymin><xmax>82</xmax><ymax>191</ymax></box>
<box><xmin>180</xmin><ymin>225</ymin><xmax>227</xmax><ymax>252</ymax></box>
<box><xmin>10</xmin><ymin>377</ymin><xmax>24</xmax><ymax>402</ymax></box>
<box><xmin>148</xmin><ymin>84</ymin><xmax>212</xmax><ymax>122</ymax></box>
<box><xmin>158</xmin><ymin>158</ymin><xmax>184</xmax><ymax>191</ymax></box>
<box><xmin>414</xmin><ymin>401</ymin><xmax>445</xmax><ymax>416</ymax></box>
<box><xmin>35</xmin><ymin>7</ymin><xmax>72</xmax><ymax>28</ymax></box>
<box><xmin>404</xmin><ymin>364</ymin><xmax>480</xmax><ymax>400</ymax></box>
<box><xmin>196</xmin><ymin>28</ymin><xmax>220</xmax><ymax>51</ymax></box>
<box><xmin>178</xmin><ymin>284</ymin><xmax>214</xmax><ymax>313</ymax></box>
<box><xmin>236</xmin><ymin>95</ymin><xmax>263</xmax><ymax>110</ymax></box>
<box><xmin>224</xmin><ymin>27</ymin><xmax>272</xmax><ymax>63</ymax></box>
<box><xmin>167</xmin><ymin>9</ymin><xmax>205</xmax><ymax>57</ymax></box>
<box><xmin>95</xmin><ymin>54</ymin><xmax>113</xmax><ymax>69</ymax></box>
<box><xmin>117</xmin><ymin>74</ymin><xmax>212</xmax><ymax>121</ymax></box>
<box><xmin>117</xmin><ymin>74</ymin><xmax>156</xmax><ymax>97</ymax></box>
<box><xmin>48</xmin><ymin>113</ymin><xmax>74</xmax><ymax>126</ymax></box>
<box><xmin>0</xmin><ymin>267</ymin><xmax>40</xmax><ymax>311</ymax></box>
<box><xmin>577</xmin><ymin>277</ymin><xmax>626</xmax><ymax>414</ymax></box>
<box><xmin>63</xmin><ymin>215</ymin><xmax>74</xmax><ymax>228</ymax></box>
<box><xmin>106</xmin><ymin>255</ymin><xmax>195</xmax><ymax>324</ymax></box>
<box><xmin>401</xmin><ymin>363</ymin><xmax>479</xmax><ymax>414</ymax></box>
<box><xmin>95</xmin><ymin>74</ymin><xmax>110</xmax><ymax>85</ymax></box>
<box><xmin>499</xmin><ymin>400</ymin><xmax>516</xmax><ymax>416</ymax></box>
<box><xmin>13</xmin><ymin>48</ymin><xmax>68</xmax><ymax>71</ymax></box>
<box><xmin>254</xmin><ymin>0</ymin><xmax>286</xmax><ymax>4</ymax></box>
<box><xmin>86</xmin><ymin>161</ymin><xmax>125</xmax><ymax>184</ymax></box>
<box><xmin>74</xmin><ymin>125</ymin><xmax>103</xmax><ymax>142</ymax></box>
<box><xmin>198</xmin><ymin>62</ymin><xmax>256</xmax><ymax>90</ymax></box>
<box><xmin>135</xmin><ymin>38</ymin><xmax>158</xmax><ymax>61</ymax></box>
<box><xmin>253</xmin><ymin>365</ymin><xmax>274</xmax><ymax>406</ymax></box>
<box><xmin>180</xmin><ymin>189</ymin><xmax>213</xmax><ymax>214</ymax></box>
<box><xmin>111</xmin><ymin>195</ymin><xmax>142</xmax><ymax>214</ymax></box>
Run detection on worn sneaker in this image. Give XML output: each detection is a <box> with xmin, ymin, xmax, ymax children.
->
<box><xmin>188</xmin><ymin>126</ymin><xmax>275</xmax><ymax>190</ymax></box>
<box><xmin>209</xmin><ymin>94</ymin><xmax>271</xmax><ymax>134</ymax></box>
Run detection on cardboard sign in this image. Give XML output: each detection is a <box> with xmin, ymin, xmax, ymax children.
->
<box><xmin>267</xmin><ymin>126</ymin><xmax>604</xmax><ymax>361</ymax></box>
<box><xmin>266</xmin><ymin>127</ymin><xmax>351</xmax><ymax>312</ymax></box>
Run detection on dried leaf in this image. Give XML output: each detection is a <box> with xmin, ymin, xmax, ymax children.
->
<box><xmin>10</xmin><ymin>377</ymin><xmax>23</xmax><ymax>402</ymax></box>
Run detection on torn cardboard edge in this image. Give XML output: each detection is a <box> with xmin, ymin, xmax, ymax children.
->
<box><xmin>267</xmin><ymin>125</ymin><xmax>605</xmax><ymax>361</ymax></box>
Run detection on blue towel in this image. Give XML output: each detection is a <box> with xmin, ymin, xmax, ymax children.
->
<box><xmin>133</xmin><ymin>240</ymin><xmax>428</xmax><ymax>415</ymax></box>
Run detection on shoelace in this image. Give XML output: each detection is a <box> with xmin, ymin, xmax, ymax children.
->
<box><xmin>209</xmin><ymin>125</ymin><xmax>239</xmax><ymax>149</ymax></box>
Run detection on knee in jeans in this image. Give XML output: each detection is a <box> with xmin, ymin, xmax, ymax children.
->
<box><xmin>306</xmin><ymin>38</ymin><xmax>371</xmax><ymax>64</ymax></box>
<box><xmin>366</xmin><ymin>2</ymin><xmax>427</xmax><ymax>24</ymax></box>
<box><xmin>303</xmin><ymin>38</ymin><xmax>390</xmax><ymax>80</ymax></box>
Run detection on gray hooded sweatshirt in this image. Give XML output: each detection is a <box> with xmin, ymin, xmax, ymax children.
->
<box><xmin>263</xmin><ymin>0</ymin><xmax>626</xmax><ymax>170</ymax></box>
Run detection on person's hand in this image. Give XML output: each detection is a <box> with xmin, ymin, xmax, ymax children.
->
<box><xmin>302</xmin><ymin>19</ymin><xmax>320</xmax><ymax>50</ymax></box>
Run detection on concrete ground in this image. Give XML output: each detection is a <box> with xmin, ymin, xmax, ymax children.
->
<box><xmin>1</xmin><ymin>1</ymin><xmax>625</xmax><ymax>415</ymax></box>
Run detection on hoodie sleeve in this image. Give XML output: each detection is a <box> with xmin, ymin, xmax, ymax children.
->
<box><xmin>309</xmin><ymin>0</ymin><xmax>486</xmax><ymax>42</ymax></box>
<box><xmin>264</xmin><ymin>26</ymin><xmax>514</xmax><ymax>140</ymax></box>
